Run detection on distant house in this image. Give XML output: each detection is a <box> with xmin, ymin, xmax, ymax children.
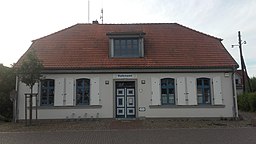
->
<box><xmin>235</xmin><ymin>70</ymin><xmax>249</xmax><ymax>95</ymax></box>
<box><xmin>16</xmin><ymin>22</ymin><xmax>239</xmax><ymax>120</ymax></box>
<box><xmin>235</xmin><ymin>70</ymin><xmax>243</xmax><ymax>95</ymax></box>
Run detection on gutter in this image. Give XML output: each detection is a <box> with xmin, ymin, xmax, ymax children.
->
<box><xmin>231</xmin><ymin>67</ymin><xmax>239</xmax><ymax>119</ymax></box>
<box><xmin>41</xmin><ymin>67</ymin><xmax>236</xmax><ymax>74</ymax></box>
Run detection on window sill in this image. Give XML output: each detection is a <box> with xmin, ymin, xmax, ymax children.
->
<box><xmin>32</xmin><ymin>105</ymin><xmax>102</xmax><ymax>109</ymax></box>
<box><xmin>149</xmin><ymin>105</ymin><xmax>225</xmax><ymax>109</ymax></box>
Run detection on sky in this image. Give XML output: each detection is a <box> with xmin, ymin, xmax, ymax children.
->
<box><xmin>0</xmin><ymin>0</ymin><xmax>255</xmax><ymax>77</ymax></box>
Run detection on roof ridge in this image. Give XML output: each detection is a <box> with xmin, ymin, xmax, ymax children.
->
<box><xmin>77</xmin><ymin>22</ymin><xmax>176</xmax><ymax>25</ymax></box>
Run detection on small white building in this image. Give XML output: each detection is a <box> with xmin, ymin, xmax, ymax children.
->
<box><xmin>16</xmin><ymin>22</ymin><xmax>239</xmax><ymax>120</ymax></box>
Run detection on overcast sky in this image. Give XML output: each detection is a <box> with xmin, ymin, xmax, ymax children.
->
<box><xmin>0</xmin><ymin>0</ymin><xmax>255</xmax><ymax>77</ymax></box>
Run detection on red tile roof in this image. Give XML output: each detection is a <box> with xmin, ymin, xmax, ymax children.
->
<box><xmin>17</xmin><ymin>23</ymin><xmax>238</xmax><ymax>70</ymax></box>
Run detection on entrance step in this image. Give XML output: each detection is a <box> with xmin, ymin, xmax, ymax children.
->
<box><xmin>110</xmin><ymin>120</ymin><xmax>143</xmax><ymax>129</ymax></box>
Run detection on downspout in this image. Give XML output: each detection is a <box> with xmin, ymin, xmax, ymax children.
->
<box><xmin>231</xmin><ymin>67</ymin><xmax>238</xmax><ymax>119</ymax></box>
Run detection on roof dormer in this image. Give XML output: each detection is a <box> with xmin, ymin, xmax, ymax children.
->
<box><xmin>106</xmin><ymin>32</ymin><xmax>145</xmax><ymax>58</ymax></box>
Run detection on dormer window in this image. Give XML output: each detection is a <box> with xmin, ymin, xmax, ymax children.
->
<box><xmin>107</xmin><ymin>32</ymin><xmax>145</xmax><ymax>58</ymax></box>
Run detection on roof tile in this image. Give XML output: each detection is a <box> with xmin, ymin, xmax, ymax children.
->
<box><xmin>17</xmin><ymin>23</ymin><xmax>238</xmax><ymax>69</ymax></box>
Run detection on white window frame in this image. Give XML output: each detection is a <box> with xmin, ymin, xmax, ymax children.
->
<box><xmin>107</xmin><ymin>32</ymin><xmax>145</xmax><ymax>58</ymax></box>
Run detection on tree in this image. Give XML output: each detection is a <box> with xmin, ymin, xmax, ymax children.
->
<box><xmin>16</xmin><ymin>50</ymin><xmax>43</xmax><ymax>125</ymax></box>
<box><xmin>0</xmin><ymin>64</ymin><xmax>15</xmax><ymax>121</ymax></box>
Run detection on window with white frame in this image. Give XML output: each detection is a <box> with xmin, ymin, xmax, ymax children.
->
<box><xmin>107</xmin><ymin>32</ymin><xmax>145</xmax><ymax>58</ymax></box>
<box><xmin>161</xmin><ymin>78</ymin><xmax>175</xmax><ymax>105</ymax></box>
<box><xmin>197</xmin><ymin>78</ymin><xmax>211</xmax><ymax>104</ymax></box>
<box><xmin>41</xmin><ymin>79</ymin><xmax>54</xmax><ymax>106</ymax></box>
<box><xmin>76</xmin><ymin>78</ymin><xmax>90</xmax><ymax>105</ymax></box>
<box><xmin>113</xmin><ymin>38</ymin><xmax>140</xmax><ymax>57</ymax></box>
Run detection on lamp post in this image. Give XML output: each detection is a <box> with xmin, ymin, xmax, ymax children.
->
<box><xmin>232</xmin><ymin>31</ymin><xmax>246</xmax><ymax>93</ymax></box>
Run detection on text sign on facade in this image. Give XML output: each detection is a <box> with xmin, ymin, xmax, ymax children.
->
<box><xmin>114</xmin><ymin>74</ymin><xmax>137</xmax><ymax>79</ymax></box>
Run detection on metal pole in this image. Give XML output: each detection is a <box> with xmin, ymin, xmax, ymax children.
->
<box><xmin>29</xmin><ymin>88</ymin><xmax>33</xmax><ymax>125</ymax></box>
<box><xmin>88</xmin><ymin>0</ymin><xmax>90</xmax><ymax>23</ymax></box>
<box><xmin>101</xmin><ymin>8</ymin><xmax>103</xmax><ymax>24</ymax></box>
<box><xmin>36</xmin><ymin>94</ymin><xmax>38</xmax><ymax>122</ymax></box>
<box><xmin>238</xmin><ymin>31</ymin><xmax>246</xmax><ymax>93</ymax></box>
<box><xmin>25</xmin><ymin>94</ymin><xmax>27</xmax><ymax>126</ymax></box>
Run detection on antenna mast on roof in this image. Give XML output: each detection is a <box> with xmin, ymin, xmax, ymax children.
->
<box><xmin>88</xmin><ymin>0</ymin><xmax>90</xmax><ymax>23</ymax></box>
<box><xmin>100</xmin><ymin>8</ymin><xmax>103</xmax><ymax>24</ymax></box>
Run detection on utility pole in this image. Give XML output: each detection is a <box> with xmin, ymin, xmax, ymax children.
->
<box><xmin>238</xmin><ymin>31</ymin><xmax>246</xmax><ymax>93</ymax></box>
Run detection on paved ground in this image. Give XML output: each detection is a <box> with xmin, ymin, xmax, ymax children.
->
<box><xmin>1</xmin><ymin>128</ymin><xmax>256</xmax><ymax>144</ymax></box>
<box><xmin>0</xmin><ymin>112</ymin><xmax>255</xmax><ymax>143</ymax></box>
<box><xmin>0</xmin><ymin>118</ymin><xmax>253</xmax><ymax>132</ymax></box>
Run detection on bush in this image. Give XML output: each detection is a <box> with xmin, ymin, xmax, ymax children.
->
<box><xmin>248</xmin><ymin>93</ymin><xmax>256</xmax><ymax>112</ymax></box>
<box><xmin>0</xmin><ymin>64</ymin><xmax>15</xmax><ymax>121</ymax></box>
<box><xmin>238</xmin><ymin>93</ymin><xmax>256</xmax><ymax>112</ymax></box>
<box><xmin>238</xmin><ymin>93</ymin><xmax>250</xmax><ymax>111</ymax></box>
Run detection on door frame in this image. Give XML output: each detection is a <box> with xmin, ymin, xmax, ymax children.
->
<box><xmin>113</xmin><ymin>79</ymin><xmax>138</xmax><ymax>119</ymax></box>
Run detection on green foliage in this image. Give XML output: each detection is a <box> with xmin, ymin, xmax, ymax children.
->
<box><xmin>17</xmin><ymin>50</ymin><xmax>43</xmax><ymax>89</ymax></box>
<box><xmin>238</xmin><ymin>92</ymin><xmax>256</xmax><ymax>112</ymax></box>
<box><xmin>250</xmin><ymin>77</ymin><xmax>256</xmax><ymax>92</ymax></box>
<box><xmin>237</xmin><ymin>93</ymin><xmax>250</xmax><ymax>111</ymax></box>
<box><xmin>0</xmin><ymin>64</ymin><xmax>15</xmax><ymax>121</ymax></box>
<box><xmin>16</xmin><ymin>50</ymin><xmax>43</xmax><ymax>125</ymax></box>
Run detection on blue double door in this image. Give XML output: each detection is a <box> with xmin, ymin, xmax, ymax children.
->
<box><xmin>115</xmin><ymin>81</ymin><xmax>136</xmax><ymax>118</ymax></box>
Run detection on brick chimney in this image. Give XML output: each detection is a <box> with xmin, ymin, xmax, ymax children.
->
<box><xmin>92</xmin><ymin>20</ymin><xmax>99</xmax><ymax>24</ymax></box>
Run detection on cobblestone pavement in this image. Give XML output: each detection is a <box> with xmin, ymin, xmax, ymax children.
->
<box><xmin>0</xmin><ymin>128</ymin><xmax>256</xmax><ymax>144</ymax></box>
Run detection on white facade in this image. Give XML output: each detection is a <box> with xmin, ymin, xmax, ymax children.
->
<box><xmin>16</xmin><ymin>72</ymin><xmax>237</xmax><ymax>120</ymax></box>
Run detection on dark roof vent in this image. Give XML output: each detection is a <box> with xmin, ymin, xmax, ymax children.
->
<box><xmin>92</xmin><ymin>20</ymin><xmax>99</xmax><ymax>24</ymax></box>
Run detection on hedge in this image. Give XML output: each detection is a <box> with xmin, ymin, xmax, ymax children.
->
<box><xmin>237</xmin><ymin>92</ymin><xmax>256</xmax><ymax>112</ymax></box>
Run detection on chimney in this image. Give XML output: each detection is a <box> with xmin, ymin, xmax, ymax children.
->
<box><xmin>92</xmin><ymin>20</ymin><xmax>99</xmax><ymax>24</ymax></box>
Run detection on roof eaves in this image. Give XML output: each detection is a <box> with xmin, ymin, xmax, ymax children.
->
<box><xmin>42</xmin><ymin>65</ymin><xmax>237</xmax><ymax>71</ymax></box>
<box><xmin>41</xmin><ymin>66</ymin><xmax>236</xmax><ymax>74</ymax></box>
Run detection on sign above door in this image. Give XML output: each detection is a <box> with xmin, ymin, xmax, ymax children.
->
<box><xmin>113</xmin><ymin>74</ymin><xmax>137</xmax><ymax>79</ymax></box>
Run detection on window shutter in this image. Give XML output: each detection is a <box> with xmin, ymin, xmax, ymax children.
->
<box><xmin>65</xmin><ymin>78</ymin><xmax>74</xmax><ymax>106</ymax></box>
<box><xmin>54</xmin><ymin>78</ymin><xmax>64</xmax><ymax>106</ymax></box>
<box><xmin>186</xmin><ymin>77</ymin><xmax>197</xmax><ymax>105</ymax></box>
<box><xmin>90</xmin><ymin>77</ymin><xmax>100</xmax><ymax>105</ymax></box>
<box><xmin>177</xmin><ymin>77</ymin><xmax>186</xmax><ymax>105</ymax></box>
<box><xmin>151</xmin><ymin>77</ymin><xmax>161</xmax><ymax>105</ymax></box>
<box><xmin>213</xmin><ymin>76</ymin><xmax>223</xmax><ymax>105</ymax></box>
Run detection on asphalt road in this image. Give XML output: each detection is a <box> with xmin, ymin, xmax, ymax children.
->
<box><xmin>0</xmin><ymin>128</ymin><xmax>255</xmax><ymax>144</ymax></box>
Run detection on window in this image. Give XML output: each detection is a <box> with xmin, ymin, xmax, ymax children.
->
<box><xmin>107</xmin><ymin>32</ymin><xmax>145</xmax><ymax>58</ymax></box>
<box><xmin>41</xmin><ymin>79</ymin><xmax>54</xmax><ymax>106</ymax></box>
<box><xmin>76</xmin><ymin>78</ymin><xmax>90</xmax><ymax>105</ymax></box>
<box><xmin>197</xmin><ymin>78</ymin><xmax>211</xmax><ymax>104</ymax></box>
<box><xmin>113</xmin><ymin>38</ymin><xmax>140</xmax><ymax>57</ymax></box>
<box><xmin>161</xmin><ymin>78</ymin><xmax>175</xmax><ymax>105</ymax></box>
<box><xmin>235</xmin><ymin>79</ymin><xmax>239</xmax><ymax>85</ymax></box>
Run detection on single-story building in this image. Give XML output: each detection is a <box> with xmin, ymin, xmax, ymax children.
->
<box><xmin>16</xmin><ymin>22</ymin><xmax>239</xmax><ymax>120</ymax></box>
